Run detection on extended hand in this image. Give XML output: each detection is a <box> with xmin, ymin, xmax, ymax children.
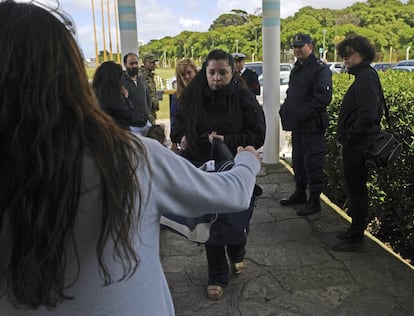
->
<box><xmin>237</xmin><ymin>146</ymin><xmax>260</xmax><ymax>162</ymax></box>
<box><xmin>208</xmin><ymin>131</ymin><xmax>224</xmax><ymax>144</ymax></box>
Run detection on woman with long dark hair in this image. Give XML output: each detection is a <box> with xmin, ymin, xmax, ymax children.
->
<box><xmin>92</xmin><ymin>61</ymin><xmax>143</xmax><ymax>130</ymax></box>
<box><xmin>0</xmin><ymin>2</ymin><xmax>260</xmax><ymax>315</ymax></box>
<box><xmin>171</xmin><ymin>49</ymin><xmax>266</xmax><ymax>300</ymax></box>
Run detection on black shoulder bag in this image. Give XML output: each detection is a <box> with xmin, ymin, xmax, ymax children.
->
<box><xmin>365</xmin><ymin>93</ymin><xmax>402</xmax><ymax>171</ymax></box>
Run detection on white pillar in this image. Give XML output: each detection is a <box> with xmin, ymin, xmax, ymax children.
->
<box><xmin>262</xmin><ymin>0</ymin><xmax>280</xmax><ymax>164</ymax></box>
<box><xmin>117</xmin><ymin>0</ymin><xmax>138</xmax><ymax>57</ymax></box>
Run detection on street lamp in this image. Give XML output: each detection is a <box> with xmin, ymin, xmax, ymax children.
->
<box><xmin>255</xmin><ymin>28</ymin><xmax>258</xmax><ymax>58</ymax></box>
<box><xmin>322</xmin><ymin>29</ymin><xmax>327</xmax><ymax>59</ymax></box>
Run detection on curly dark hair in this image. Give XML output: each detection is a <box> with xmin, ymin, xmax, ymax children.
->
<box><xmin>0</xmin><ymin>0</ymin><xmax>148</xmax><ymax>308</ymax></box>
<box><xmin>337</xmin><ymin>34</ymin><xmax>376</xmax><ymax>63</ymax></box>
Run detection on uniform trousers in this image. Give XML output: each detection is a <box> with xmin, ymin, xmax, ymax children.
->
<box><xmin>291</xmin><ymin>130</ymin><xmax>326</xmax><ymax>193</ymax></box>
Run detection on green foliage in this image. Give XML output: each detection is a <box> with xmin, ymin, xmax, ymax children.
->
<box><xmin>139</xmin><ymin>0</ymin><xmax>414</xmax><ymax>63</ymax></box>
<box><xmin>325</xmin><ymin>71</ymin><xmax>414</xmax><ymax>261</ymax></box>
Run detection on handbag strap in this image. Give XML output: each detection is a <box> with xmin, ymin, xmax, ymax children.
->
<box><xmin>379</xmin><ymin>86</ymin><xmax>392</xmax><ymax>128</ymax></box>
<box><xmin>211</xmin><ymin>138</ymin><xmax>234</xmax><ymax>161</ymax></box>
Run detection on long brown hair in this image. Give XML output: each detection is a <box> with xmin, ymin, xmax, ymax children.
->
<box><xmin>0</xmin><ymin>1</ymin><xmax>148</xmax><ymax>308</ymax></box>
<box><xmin>175</xmin><ymin>58</ymin><xmax>198</xmax><ymax>98</ymax></box>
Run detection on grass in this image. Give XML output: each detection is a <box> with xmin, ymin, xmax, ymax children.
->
<box><xmin>85</xmin><ymin>66</ymin><xmax>175</xmax><ymax>120</ymax></box>
<box><xmin>155</xmin><ymin>68</ymin><xmax>175</xmax><ymax>120</ymax></box>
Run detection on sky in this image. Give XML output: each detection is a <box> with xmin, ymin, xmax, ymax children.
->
<box><xmin>26</xmin><ymin>0</ymin><xmax>408</xmax><ymax>59</ymax></box>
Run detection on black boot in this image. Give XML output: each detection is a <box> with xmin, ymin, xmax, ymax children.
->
<box><xmin>331</xmin><ymin>236</ymin><xmax>364</xmax><ymax>252</ymax></box>
<box><xmin>296</xmin><ymin>191</ymin><xmax>321</xmax><ymax>216</ymax></box>
<box><xmin>280</xmin><ymin>187</ymin><xmax>307</xmax><ymax>206</ymax></box>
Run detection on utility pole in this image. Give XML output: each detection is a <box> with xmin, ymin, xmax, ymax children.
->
<box><xmin>100</xmin><ymin>0</ymin><xmax>107</xmax><ymax>61</ymax></box>
<box><xmin>106</xmin><ymin>0</ymin><xmax>113</xmax><ymax>60</ymax></box>
<box><xmin>91</xmin><ymin>0</ymin><xmax>99</xmax><ymax>66</ymax></box>
<box><xmin>114</xmin><ymin>0</ymin><xmax>121</xmax><ymax>63</ymax></box>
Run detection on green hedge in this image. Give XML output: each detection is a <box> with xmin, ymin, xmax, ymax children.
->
<box><xmin>325</xmin><ymin>71</ymin><xmax>414</xmax><ymax>261</ymax></box>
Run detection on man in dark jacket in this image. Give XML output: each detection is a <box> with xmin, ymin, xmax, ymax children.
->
<box><xmin>279</xmin><ymin>33</ymin><xmax>332</xmax><ymax>216</ymax></box>
<box><xmin>233</xmin><ymin>53</ymin><xmax>261</xmax><ymax>96</ymax></box>
<box><xmin>122</xmin><ymin>52</ymin><xmax>152</xmax><ymax>135</ymax></box>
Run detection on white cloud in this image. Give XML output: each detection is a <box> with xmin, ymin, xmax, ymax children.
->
<box><xmin>179</xmin><ymin>17</ymin><xmax>202</xmax><ymax>28</ymax></box>
<box><xmin>216</xmin><ymin>0</ymin><xmax>262</xmax><ymax>14</ymax></box>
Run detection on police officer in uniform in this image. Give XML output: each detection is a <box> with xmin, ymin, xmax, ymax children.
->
<box><xmin>232</xmin><ymin>53</ymin><xmax>260</xmax><ymax>96</ymax></box>
<box><xmin>279</xmin><ymin>33</ymin><xmax>332</xmax><ymax>216</ymax></box>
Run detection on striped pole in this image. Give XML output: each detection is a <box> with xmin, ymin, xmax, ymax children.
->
<box><xmin>117</xmin><ymin>0</ymin><xmax>138</xmax><ymax>58</ymax></box>
<box><xmin>262</xmin><ymin>0</ymin><xmax>280</xmax><ymax>164</ymax></box>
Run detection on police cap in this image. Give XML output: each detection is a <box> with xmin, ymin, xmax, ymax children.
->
<box><xmin>292</xmin><ymin>33</ymin><xmax>312</xmax><ymax>47</ymax></box>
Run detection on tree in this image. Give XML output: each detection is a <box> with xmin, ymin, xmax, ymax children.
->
<box><xmin>209</xmin><ymin>13</ymin><xmax>248</xmax><ymax>30</ymax></box>
<box><xmin>140</xmin><ymin>2</ymin><xmax>414</xmax><ymax>63</ymax></box>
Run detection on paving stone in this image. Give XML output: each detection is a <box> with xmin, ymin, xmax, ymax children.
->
<box><xmin>160</xmin><ymin>162</ymin><xmax>414</xmax><ymax>315</ymax></box>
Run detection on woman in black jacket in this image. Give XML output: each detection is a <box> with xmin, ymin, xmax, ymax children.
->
<box><xmin>333</xmin><ymin>35</ymin><xmax>383</xmax><ymax>252</ymax></box>
<box><xmin>171</xmin><ymin>49</ymin><xmax>265</xmax><ymax>299</ymax></box>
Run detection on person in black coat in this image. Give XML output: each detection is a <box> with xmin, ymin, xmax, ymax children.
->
<box><xmin>279</xmin><ymin>33</ymin><xmax>332</xmax><ymax>216</ymax></box>
<box><xmin>233</xmin><ymin>53</ymin><xmax>261</xmax><ymax>96</ymax></box>
<box><xmin>92</xmin><ymin>61</ymin><xmax>144</xmax><ymax>130</ymax></box>
<box><xmin>332</xmin><ymin>35</ymin><xmax>383</xmax><ymax>251</ymax></box>
<box><xmin>171</xmin><ymin>49</ymin><xmax>265</xmax><ymax>300</ymax></box>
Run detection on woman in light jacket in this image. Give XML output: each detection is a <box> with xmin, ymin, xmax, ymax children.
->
<box><xmin>0</xmin><ymin>3</ymin><xmax>260</xmax><ymax>315</ymax></box>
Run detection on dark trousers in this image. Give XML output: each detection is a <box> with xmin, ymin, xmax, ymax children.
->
<box><xmin>204</xmin><ymin>238</ymin><xmax>246</xmax><ymax>287</ymax></box>
<box><xmin>342</xmin><ymin>143</ymin><xmax>368</xmax><ymax>238</ymax></box>
<box><xmin>292</xmin><ymin>130</ymin><xmax>326</xmax><ymax>192</ymax></box>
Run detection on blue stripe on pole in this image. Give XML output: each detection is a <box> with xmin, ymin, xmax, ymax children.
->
<box><xmin>263</xmin><ymin>1</ymin><xmax>280</xmax><ymax>10</ymax></box>
<box><xmin>263</xmin><ymin>1</ymin><xmax>280</xmax><ymax>26</ymax></box>
<box><xmin>263</xmin><ymin>18</ymin><xmax>280</xmax><ymax>27</ymax></box>
<box><xmin>119</xmin><ymin>21</ymin><xmax>137</xmax><ymax>30</ymax></box>
<box><xmin>118</xmin><ymin>5</ymin><xmax>136</xmax><ymax>14</ymax></box>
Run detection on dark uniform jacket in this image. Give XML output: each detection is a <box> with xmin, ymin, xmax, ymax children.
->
<box><xmin>279</xmin><ymin>54</ymin><xmax>332</xmax><ymax>132</ymax></box>
<box><xmin>171</xmin><ymin>81</ymin><xmax>266</xmax><ymax>167</ymax></box>
<box><xmin>121</xmin><ymin>73</ymin><xmax>151</xmax><ymax>127</ymax></box>
<box><xmin>337</xmin><ymin>62</ymin><xmax>382</xmax><ymax>145</ymax></box>
<box><xmin>241</xmin><ymin>67</ymin><xmax>261</xmax><ymax>95</ymax></box>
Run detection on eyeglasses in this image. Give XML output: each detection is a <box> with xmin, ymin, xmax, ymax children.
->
<box><xmin>342</xmin><ymin>51</ymin><xmax>357</xmax><ymax>58</ymax></box>
<box><xmin>293</xmin><ymin>44</ymin><xmax>304</xmax><ymax>48</ymax></box>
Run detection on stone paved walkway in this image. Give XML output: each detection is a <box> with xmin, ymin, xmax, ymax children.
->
<box><xmin>160</xmin><ymin>163</ymin><xmax>414</xmax><ymax>316</ymax></box>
